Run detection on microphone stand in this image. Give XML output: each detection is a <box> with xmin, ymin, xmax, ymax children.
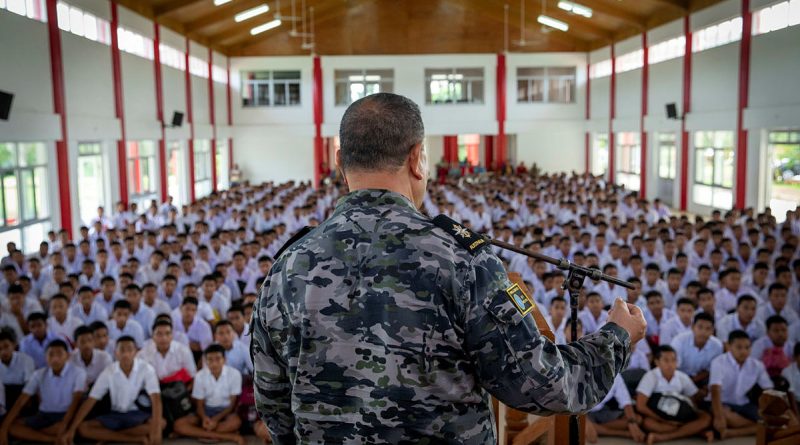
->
<box><xmin>488</xmin><ymin>238</ymin><xmax>634</xmax><ymax>445</ymax></box>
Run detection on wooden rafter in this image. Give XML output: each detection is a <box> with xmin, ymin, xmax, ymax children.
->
<box><xmin>641</xmin><ymin>0</ymin><xmax>689</xmax><ymax>11</ymax></box>
<box><xmin>578</xmin><ymin>0</ymin><xmax>646</xmax><ymax>29</ymax></box>
<box><xmin>154</xmin><ymin>0</ymin><xmax>205</xmax><ymax>17</ymax></box>
<box><xmin>183</xmin><ymin>0</ymin><xmax>267</xmax><ymax>35</ymax></box>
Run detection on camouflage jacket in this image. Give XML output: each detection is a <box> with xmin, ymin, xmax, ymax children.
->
<box><xmin>253</xmin><ymin>189</ymin><xmax>631</xmax><ymax>444</ymax></box>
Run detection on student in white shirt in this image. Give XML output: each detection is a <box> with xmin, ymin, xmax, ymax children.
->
<box><xmin>781</xmin><ymin>343</ymin><xmax>800</xmax><ymax>402</ymax></box>
<box><xmin>213</xmin><ymin>320</ymin><xmax>253</xmax><ymax>375</ymax></box>
<box><xmin>225</xmin><ymin>305</ymin><xmax>251</xmax><ymax>351</ymax></box>
<box><xmin>173</xmin><ymin>344</ymin><xmax>244</xmax><ymax>444</ymax></box>
<box><xmin>89</xmin><ymin>321</ymin><xmax>114</xmax><ymax>357</ymax></box>
<box><xmin>137</xmin><ymin>320</ymin><xmax>197</xmax><ymax>381</ymax></box>
<box><xmin>643</xmin><ymin>291</ymin><xmax>675</xmax><ymax>344</ymax></box>
<box><xmin>584</xmin><ymin>374</ymin><xmax>645</xmax><ymax>444</ymax></box>
<box><xmin>635</xmin><ymin>345</ymin><xmax>712</xmax><ymax>443</ymax></box>
<box><xmin>710</xmin><ymin>330</ymin><xmax>775</xmax><ymax>439</ymax></box>
<box><xmin>750</xmin><ymin>315</ymin><xmax>792</xmax><ymax>378</ymax></box>
<box><xmin>70</xmin><ymin>326</ymin><xmax>113</xmax><ymax>386</ymax></box>
<box><xmin>0</xmin><ymin>331</ymin><xmax>35</xmax><ymax>413</ymax></box>
<box><xmin>756</xmin><ymin>283</ymin><xmax>799</xmax><ymax>326</ymax></box>
<box><xmin>46</xmin><ymin>294</ymin><xmax>83</xmax><ymax>344</ymax></box>
<box><xmin>545</xmin><ymin>296</ymin><xmax>568</xmax><ymax>345</ymax></box>
<box><xmin>142</xmin><ymin>283</ymin><xmax>171</xmax><ymax>316</ymax></box>
<box><xmin>64</xmin><ymin>336</ymin><xmax>165</xmax><ymax>444</ymax></box>
<box><xmin>172</xmin><ymin>297</ymin><xmax>213</xmax><ymax>356</ymax></box>
<box><xmin>71</xmin><ymin>286</ymin><xmax>109</xmax><ymax>325</ymax></box>
<box><xmin>124</xmin><ymin>284</ymin><xmax>155</xmax><ymax>339</ymax></box>
<box><xmin>0</xmin><ymin>340</ymin><xmax>86</xmax><ymax>444</ymax></box>
<box><xmin>107</xmin><ymin>300</ymin><xmax>145</xmax><ymax>349</ymax></box>
<box><xmin>670</xmin><ymin>312</ymin><xmax>723</xmax><ymax>392</ymax></box>
<box><xmin>578</xmin><ymin>292</ymin><xmax>608</xmax><ymax>335</ymax></box>
<box><xmin>659</xmin><ymin>298</ymin><xmax>695</xmax><ymax>345</ymax></box>
<box><xmin>716</xmin><ymin>295</ymin><xmax>765</xmax><ymax>344</ymax></box>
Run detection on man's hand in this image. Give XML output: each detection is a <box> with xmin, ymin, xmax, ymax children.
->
<box><xmin>607</xmin><ymin>298</ymin><xmax>647</xmax><ymax>345</ymax></box>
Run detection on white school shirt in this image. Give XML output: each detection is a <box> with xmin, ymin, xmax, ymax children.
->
<box><xmin>749</xmin><ymin>336</ymin><xmax>793</xmax><ymax>362</ymax></box>
<box><xmin>0</xmin><ymin>351</ymin><xmax>36</xmax><ymax>385</ymax></box>
<box><xmin>136</xmin><ymin>340</ymin><xmax>197</xmax><ymax>380</ymax></box>
<box><xmin>89</xmin><ymin>358</ymin><xmax>161</xmax><ymax>413</ymax></box>
<box><xmin>191</xmin><ymin>365</ymin><xmax>242</xmax><ymax>408</ymax></box>
<box><xmin>70</xmin><ymin>348</ymin><xmax>113</xmax><ymax>385</ymax></box>
<box><xmin>591</xmin><ymin>374</ymin><xmax>632</xmax><ymax>412</ymax></box>
<box><xmin>670</xmin><ymin>331</ymin><xmax>724</xmax><ymax>377</ymax></box>
<box><xmin>716</xmin><ymin>313</ymin><xmax>766</xmax><ymax>343</ymax></box>
<box><xmin>107</xmin><ymin>318</ymin><xmax>145</xmax><ymax>348</ymax></box>
<box><xmin>644</xmin><ymin>308</ymin><xmax>676</xmax><ymax>338</ymax></box>
<box><xmin>578</xmin><ymin>308</ymin><xmax>608</xmax><ymax>335</ymax></box>
<box><xmin>70</xmin><ymin>302</ymin><xmax>109</xmax><ymax>325</ymax></box>
<box><xmin>47</xmin><ymin>315</ymin><xmax>84</xmax><ymax>343</ymax></box>
<box><xmin>23</xmin><ymin>362</ymin><xmax>87</xmax><ymax>412</ymax></box>
<box><xmin>781</xmin><ymin>362</ymin><xmax>800</xmax><ymax>400</ymax></box>
<box><xmin>658</xmin><ymin>316</ymin><xmax>692</xmax><ymax>345</ymax></box>
<box><xmin>636</xmin><ymin>367</ymin><xmax>698</xmax><ymax>398</ymax></box>
<box><xmin>709</xmin><ymin>352</ymin><xmax>774</xmax><ymax>405</ymax></box>
<box><xmin>756</xmin><ymin>304</ymin><xmax>799</xmax><ymax>326</ymax></box>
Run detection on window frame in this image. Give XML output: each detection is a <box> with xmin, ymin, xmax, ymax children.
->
<box><xmin>425</xmin><ymin>68</ymin><xmax>485</xmax><ymax>105</ymax></box>
<box><xmin>126</xmin><ymin>140</ymin><xmax>158</xmax><ymax>208</ymax></box>
<box><xmin>657</xmin><ymin>132</ymin><xmax>677</xmax><ymax>180</ymax></box>
<box><xmin>0</xmin><ymin>142</ymin><xmax>52</xmax><ymax>253</ymax></box>
<box><xmin>241</xmin><ymin>70</ymin><xmax>302</xmax><ymax>107</ymax></box>
<box><xmin>616</xmin><ymin>132</ymin><xmax>641</xmax><ymax>192</ymax></box>
<box><xmin>692</xmin><ymin>131</ymin><xmax>735</xmax><ymax>209</ymax></box>
<box><xmin>334</xmin><ymin>69</ymin><xmax>394</xmax><ymax>106</ymax></box>
<box><xmin>193</xmin><ymin>139</ymin><xmax>213</xmax><ymax>199</ymax></box>
<box><xmin>516</xmin><ymin>66</ymin><xmax>576</xmax><ymax>104</ymax></box>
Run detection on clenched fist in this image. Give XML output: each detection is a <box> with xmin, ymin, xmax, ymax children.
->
<box><xmin>607</xmin><ymin>297</ymin><xmax>647</xmax><ymax>345</ymax></box>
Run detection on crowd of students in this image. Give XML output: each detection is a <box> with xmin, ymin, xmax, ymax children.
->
<box><xmin>0</xmin><ymin>169</ymin><xmax>798</xmax><ymax>444</ymax></box>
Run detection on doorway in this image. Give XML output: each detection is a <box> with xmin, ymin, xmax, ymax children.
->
<box><xmin>766</xmin><ymin>130</ymin><xmax>800</xmax><ymax>222</ymax></box>
<box><xmin>592</xmin><ymin>133</ymin><xmax>609</xmax><ymax>178</ymax></box>
<box><xmin>656</xmin><ymin>133</ymin><xmax>677</xmax><ymax>206</ymax></box>
<box><xmin>167</xmin><ymin>141</ymin><xmax>186</xmax><ymax>208</ymax></box>
<box><xmin>77</xmin><ymin>142</ymin><xmax>105</xmax><ymax>226</ymax></box>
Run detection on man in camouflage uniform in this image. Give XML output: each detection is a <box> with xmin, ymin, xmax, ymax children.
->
<box><xmin>252</xmin><ymin>93</ymin><xmax>647</xmax><ymax>444</ymax></box>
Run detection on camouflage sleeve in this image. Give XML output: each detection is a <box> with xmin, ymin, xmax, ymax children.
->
<box><xmin>252</xmin><ymin>276</ymin><xmax>296</xmax><ymax>445</ymax></box>
<box><xmin>462</xmin><ymin>250</ymin><xmax>631</xmax><ymax>414</ymax></box>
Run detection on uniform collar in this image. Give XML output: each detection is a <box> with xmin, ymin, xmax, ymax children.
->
<box><xmin>335</xmin><ymin>189</ymin><xmax>418</xmax><ymax>213</ymax></box>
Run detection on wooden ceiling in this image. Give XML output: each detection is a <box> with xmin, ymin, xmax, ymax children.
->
<box><xmin>118</xmin><ymin>0</ymin><xmax>727</xmax><ymax>56</ymax></box>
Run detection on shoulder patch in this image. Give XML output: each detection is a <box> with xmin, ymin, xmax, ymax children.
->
<box><xmin>506</xmin><ymin>282</ymin><xmax>535</xmax><ymax>316</ymax></box>
<box><xmin>432</xmin><ymin>215</ymin><xmax>489</xmax><ymax>255</ymax></box>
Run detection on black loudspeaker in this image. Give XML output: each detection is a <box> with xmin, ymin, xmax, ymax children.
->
<box><xmin>666</xmin><ymin>103</ymin><xmax>678</xmax><ymax>120</ymax></box>
<box><xmin>171</xmin><ymin>111</ymin><xmax>184</xmax><ymax>127</ymax></box>
<box><xmin>0</xmin><ymin>90</ymin><xmax>13</xmax><ymax>121</ymax></box>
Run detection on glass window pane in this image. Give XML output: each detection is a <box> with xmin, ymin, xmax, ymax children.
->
<box><xmin>518</xmin><ymin>67</ymin><xmax>545</xmax><ymax>77</ymax></box>
<box><xmin>517</xmin><ymin>80</ymin><xmax>529</xmax><ymax>102</ymax></box>
<box><xmin>34</xmin><ymin>166</ymin><xmax>48</xmax><ymax>219</ymax></box>
<box><xmin>3</xmin><ymin>172</ymin><xmax>19</xmax><ymax>226</ymax></box>
<box><xmin>20</xmin><ymin>170</ymin><xmax>36</xmax><ymax>221</ymax></box>
<box><xmin>0</xmin><ymin>143</ymin><xmax>17</xmax><ymax>169</ymax></box>
<box><xmin>22</xmin><ymin>221</ymin><xmax>50</xmax><ymax>254</ymax></box>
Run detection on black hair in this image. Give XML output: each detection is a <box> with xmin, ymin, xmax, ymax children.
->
<box><xmin>675</xmin><ymin>298</ymin><xmax>696</xmax><ymax>308</ymax></box>
<box><xmin>115</xmin><ymin>335</ymin><xmax>137</xmax><ymax>348</ymax></box>
<box><xmin>728</xmin><ymin>329</ymin><xmax>751</xmax><ymax>344</ymax></box>
<box><xmin>73</xmin><ymin>325</ymin><xmax>93</xmax><ymax>341</ymax></box>
<box><xmin>46</xmin><ymin>339</ymin><xmax>69</xmax><ymax>353</ymax></box>
<box><xmin>213</xmin><ymin>319</ymin><xmax>234</xmax><ymax>334</ymax></box>
<box><xmin>27</xmin><ymin>312</ymin><xmax>47</xmax><ymax>323</ymax></box>
<box><xmin>765</xmin><ymin>315</ymin><xmax>788</xmax><ymax>330</ymax></box>
<box><xmin>182</xmin><ymin>296</ymin><xmax>199</xmax><ymax>307</ymax></box>
<box><xmin>736</xmin><ymin>295</ymin><xmax>757</xmax><ymax>307</ymax></box>
<box><xmin>89</xmin><ymin>320</ymin><xmax>108</xmax><ymax>333</ymax></box>
<box><xmin>693</xmin><ymin>312</ymin><xmax>715</xmax><ymax>326</ymax></box>
<box><xmin>645</xmin><ymin>291</ymin><xmax>663</xmax><ymax>301</ymax></box>
<box><xmin>152</xmin><ymin>319</ymin><xmax>173</xmax><ymax>333</ymax></box>
<box><xmin>653</xmin><ymin>345</ymin><xmax>676</xmax><ymax>360</ymax></box>
<box><xmin>113</xmin><ymin>300</ymin><xmax>132</xmax><ymax>311</ymax></box>
<box><xmin>204</xmin><ymin>343</ymin><xmax>226</xmax><ymax>357</ymax></box>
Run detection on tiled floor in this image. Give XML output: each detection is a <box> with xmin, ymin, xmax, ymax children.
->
<box><xmin>597</xmin><ymin>437</ymin><xmax>753</xmax><ymax>445</ymax></box>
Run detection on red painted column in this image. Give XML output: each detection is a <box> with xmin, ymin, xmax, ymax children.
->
<box><xmin>208</xmin><ymin>49</ymin><xmax>217</xmax><ymax>192</ymax></box>
<box><xmin>609</xmin><ymin>45</ymin><xmax>616</xmax><ymax>184</ymax></box>
<box><xmin>110</xmin><ymin>3</ymin><xmax>129</xmax><ymax>207</ymax></box>
<box><xmin>585</xmin><ymin>61</ymin><xmax>591</xmax><ymax>174</ymax></box>
<box><xmin>226</xmin><ymin>58</ymin><xmax>234</xmax><ymax>175</ymax></box>
<box><xmin>312</xmin><ymin>56</ymin><xmax>324</xmax><ymax>187</ymax></box>
<box><xmin>153</xmin><ymin>24</ymin><xmax>168</xmax><ymax>203</ymax></box>
<box><xmin>735</xmin><ymin>0</ymin><xmax>752</xmax><ymax>209</ymax></box>
<box><xmin>679</xmin><ymin>16</ymin><xmax>693</xmax><ymax>211</ymax></box>
<box><xmin>496</xmin><ymin>53</ymin><xmax>507</xmax><ymax>167</ymax></box>
<box><xmin>640</xmin><ymin>33</ymin><xmax>649</xmax><ymax>199</ymax></box>
<box><xmin>185</xmin><ymin>38</ymin><xmax>196</xmax><ymax>202</ymax></box>
<box><xmin>484</xmin><ymin>136</ymin><xmax>494</xmax><ymax>170</ymax></box>
<box><xmin>46</xmin><ymin>0</ymin><xmax>73</xmax><ymax>235</ymax></box>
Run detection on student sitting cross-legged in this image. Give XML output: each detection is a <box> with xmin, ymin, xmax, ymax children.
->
<box><xmin>710</xmin><ymin>329</ymin><xmax>774</xmax><ymax>439</ymax></box>
<box><xmin>173</xmin><ymin>344</ymin><xmax>244</xmax><ymax>445</ymax></box>
<box><xmin>63</xmin><ymin>335</ymin><xmax>165</xmax><ymax>445</ymax></box>
<box><xmin>635</xmin><ymin>345</ymin><xmax>712</xmax><ymax>444</ymax></box>
<box><xmin>585</xmin><ymin>374</ymin><xmax>645</xmax><ymax>444</ymax></box>
<box><xmin>0</xmin><ymin>339</ymin><xmax>86</xmax><ymax>445</ymax></box>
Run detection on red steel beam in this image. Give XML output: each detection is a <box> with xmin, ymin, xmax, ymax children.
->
<box><xmin>226</xmin><ymin>58</ymin><xmax>233</xmax><ymax>176</ymax></box>
<box><xmin>312</xmin><ymin>56</ymin><xmax>324</xmax><ymax>187</ymax></box>
<box><xmin>46</xmin><ymin>0</ymin><xmax>73</xmax><ymax>235</ymax></box>
<box><xmin>679</xmin><ymin>16</ymin><xmax>692</xmax><ymax>211</ymax></box>
<box><xmin>585</xmin><ymin>60</ymin><xmax>591</xmax><ymax>174</ymax></box>
<box><xmin>609</xmin><ymin>45</ymin><xmax>616</xmax><ymax>185</ymax></box>
<box><xmin>496</xmin><ymin>53</ymin><xmax>507</xmax><ymax>168</ymax></box>
<box><xmin>208</xmin><ymin>48</ymin><xmax>217</xmax><ymax>192</ymax></box>
<box><xmin>640</xmin><ymin>32</ymin><xmax>649</xmax><ymax>199</ymax></box>
<box><xmin>735</xmin><ymin>0</ymin><xmax>752</xmax><ymax>209</ymax></box>
<box><xmin>110</xmin><ymin>3</ymin><xmax>129</xmax><ymax>208</ymax></box>
<box><xmin>185</xmin><ymin>38</ymin><xmax>196</xmax><ymax>202</ymax></box>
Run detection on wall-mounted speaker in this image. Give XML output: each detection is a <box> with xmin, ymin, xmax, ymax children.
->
<box><xmin>171</xmin><ymin>111</ymin><xmax>184</xmax><ymax>127</ymax></box>
<box><xmin>0</xmin><ymin>90</ymin><xmax>13</xmax><ymax>121</ymax></box>
<box><xmin>666</xmin><ymin>103</ymin><xmax>678</xmax><ymax>120</ymax></box>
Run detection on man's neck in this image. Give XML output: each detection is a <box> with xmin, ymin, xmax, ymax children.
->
<box><xmin>81</xmin><ymin>349</ymin><xmax>93</xmax><ymax>364</ymax></box>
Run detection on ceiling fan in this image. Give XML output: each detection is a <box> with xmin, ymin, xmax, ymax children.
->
<box><xmin>511</xmin><ymin>0</ymin><xmax>547</xmax><ymax>48</ymax></box>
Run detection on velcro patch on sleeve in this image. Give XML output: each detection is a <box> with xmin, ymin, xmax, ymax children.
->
<box><xmin>506</xmin><ymin>283</ymin><xmax>535</xmax><ymax>316</ymax></box>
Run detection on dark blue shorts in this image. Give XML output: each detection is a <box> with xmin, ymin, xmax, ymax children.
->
<box><xmin>725</xmin><ymin>403</ymin><xmax>760</xmax><ymax>422</ymax></box>
<box><xmin>24</xmin><ymin>411</ymin><xmax>66</xmax><ymax>429</ymax></box>
<box><xmin>95</xmin><ymin>410</ymin><xmax>151</xmax><ymax>431</ymax></box>
<box><xmin>205</xmin><ymin>404</ymin><xmax>227</xmax><ymax>418</ymax></box>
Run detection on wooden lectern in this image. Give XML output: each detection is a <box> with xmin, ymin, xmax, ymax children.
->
<box><xmin>494</xmin><ymin>273</ymin><xmax>584</xmax><ymax>445</ymax></box>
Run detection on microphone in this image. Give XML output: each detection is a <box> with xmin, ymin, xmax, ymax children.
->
<box><xmin>432</xmin><ymin>214</ymin><xmax>634</xmax><ymax>290</ymax></box>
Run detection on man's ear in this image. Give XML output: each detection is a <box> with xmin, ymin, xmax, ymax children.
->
<box><xmin>408</xmin><ymin>143</ymin><xmax>424</xmax><ymax>180</ymax></box>
<box><xmin>334</xmin><ymin>149</ymin><xmax>348</xmax><ymax>185</ymax></box>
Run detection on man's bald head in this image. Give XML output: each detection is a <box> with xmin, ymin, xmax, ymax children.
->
<box><xmin>339</xmin><ymin>93</ymin><xmax>425</xmax><ymax>173</ymax></box>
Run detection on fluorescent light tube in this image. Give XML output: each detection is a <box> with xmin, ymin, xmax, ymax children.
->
<box><xmin>251</xmin><ymin>19</ymin><xmax>282</xmax><ymax>35</ymax></box>
<box><xmin>236</xmin><ymin>4</ymin><xmax>270</xmax><ymax>22</ymax></box>
<box><xmin>538</xmin><ymin>15</ymin><xmax>569</xmax><ymax>32</ymax></box>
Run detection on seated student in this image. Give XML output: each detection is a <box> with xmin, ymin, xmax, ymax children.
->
<box><xmin>108</xmin><ymin>300</ymin><xmax>145</xmax><ymax>349</ymax></box>
<box><xmin>125</xmin><ymin>284</ymin><xmax>155</xmax><ymax>339</ymax></box>
<box><xmin>670</xmin><ymin>312</ymin><xmax>723</xmax><ymax>394</ymax></box>
<box><xmin>95</xmin><ymin>276</ymin><xmax>122</xmax><ymax>315</ymax></box>
<box><xmin>20</xmin><ymin>312</ymin><xmax>59</xmax><ymax>369</ymax></box>
<box><xmin>225</xmin><ymin>305</ymin><xmax>250</xmax><ymax>350</ymax></box>
<box><xmin>717</xmin><ymin>295</ymin><xmax>765</xmax><ymax>344</ymax></box>
<box><xmin>0</xmin><ymin>287</ymin><xmax>30</xmax><ymax>342</ymax></box>
<box><xmin>659</xmin><ymin>298</ymin><xmax>695</xmax><ymax>345</ymax></box>
<box><xmin>696</xmin><ymin>287</ymin><xmax>722</xmax><ymax>322</ymax></box>
<box><xmin>70</xmin><ymin>286</ymin><xmax>108</xmax><ymax>325</ymax></box>
<box><xmin>710</xmin><ymin>330</ymin><xmax>774</xmax><ymax>439</ymax></box>
<box><xmin>89</xmin><ymin>320</ymin><xmax>113</xmax><ymax>356</ymax></box>
<box><xmin>142</xmin><ymin>283</ymin><xmax>171</xmax><ymax>316</ymax></box>
<box><xmin>46</xmin><ymin>294</ymin><xmax>82</xmax><ymax>344</ymax></box>
<box><xmin>199</xmin><ymin>274</ymin><xmax>230</xmax><ymax>322</ymax></box>
<box><xmin>213</xmin><ymin>320</ymin><xmax>253</xmax><ymax>375</ymax></box>
<box><xmin>643</xmin><ymin>291</ymin><xmax>675</xmax><ymax>346</ymax></box>
<box><xmin>545</xmin><ymin>296</ymin><xmax>568</xmax><ymax>344</ymax></box>
<box><xmin>781</xmin><ymin>343</ymin><xmax>800</xmax><ymax>404</ymax></box>
<box><xmin>0</xmin><ymin>340</ymin><xmax>86</xmax><ymax>444</ymax></box>
<box><xmin>756</xmin><ymin>283</ymin><xmax>799</xmax><ymax>326</ymax></box>
<box><xmin>635</xmin><ymin>345</ymin><xmax>712</xmax><ymax>444</ymax></box>
<box><xmin>0</xmin><ymin>331</ymin><xmax>35</xmax><ymax>412</ymax></box>
<box><xmin>578</xmin><ymin>292</ymin><xmax>608</xmax><ymax>335</ymax></box>
<box><xmin>70</xmin><ymin>325</ymin><xmax>113</xmax><ymax>386</ymax></box>
<box><xmin>137</xmin><ymin>319</ymin><xmax>196</xmax><ymax>381</ymax></box>
<box><xmin>159</xmin><ymin>274</ymin><xmax>182</xmax><ymax>310</ymax></box>
<box><xmin>64</xmin><ymin>336</ymin><xmax>165</xmax><ymax>445</ymax></box>
<box><xmin>172</xmin><ymin>297</ymin><xmax>213</xmax><ymax>356</ymax></box>
<box><xmin>622</xmin><ymin>277</ymin><xmax>646</xmax><ymax>310</ymax></box>
<box><xmin>585</xmin><ymin>374</ymin><xmax>645</xmax><ymax>444</ymax></box>
<box><xmin>154</xmin><ymin>313</ymin><xmax>189</xmax><ymax>346</ymax></box>
<box><xmin>173</xmin><ymin>344</ymin><xmax>244</xmax><ymax>445</ymax></box>
<box><xmin>750</xmin><ymin>315</ymin><xmax>792</xmax><ymax>379</ymax></box>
